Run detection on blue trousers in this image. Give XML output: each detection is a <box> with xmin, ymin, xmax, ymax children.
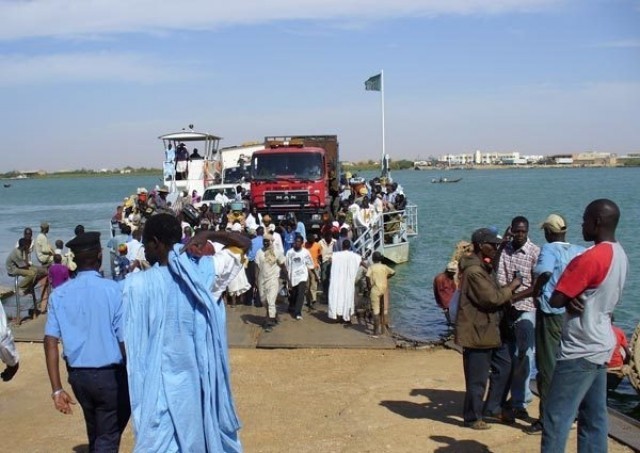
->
<box><xmin>507</xmin><ymin>309</ymin><xmax>535</xmax><ymax>409</ymax></box>
<box><xmin>462</xmin><ymin>344</ymin><xmax>511</xmax><ymax>423</ymax></box>
<box><xmin>68</xmin><ymin>367</ymin><xmax>131</xmax><ymax>453</ymax></box>
<box><xmin>541</xmin><ymin>358</ymin><xmax>608</xmax><ymax>453</ymax></box>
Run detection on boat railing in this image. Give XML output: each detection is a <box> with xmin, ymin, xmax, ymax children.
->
<box><xmin>352</xmin><ymin>214</ymin><xmax>385</xmax><ymax>260</ymax></box>
<box><xmin>352</xmin><ymin>203</ymin><xmax>419</xmax><ymax>259</ymax></box>
<box><xmin>404</xmin><ymin>203</ymin><xmax>418</xmax><ymax>236</ymax></box>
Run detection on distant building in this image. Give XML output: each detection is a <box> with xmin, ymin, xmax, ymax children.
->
<box><xmin>549</xmin><ymin>154</ymin><xmax>573</xmax><ymax>165</ymax></box>
<box><xmin>572</xmin><ymin>152</ymin><xmax>615</xmax><ymax>166</ymax></box>
<box><xmin>439</xmin><ymin>150</ymin><xmax>525</xmax><ymax>165</ymax></box>
<box><xmin>438</xmin><ymin>153</ymin><xmax>474</xmax><ymax>165</ymax></box>
<box><xmin>413</xmin><ymin>160</ymin><xmax>431</xmax><ymax>168</ymax></box>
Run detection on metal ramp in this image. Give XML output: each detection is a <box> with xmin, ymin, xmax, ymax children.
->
<box><xmin>352</xmin><ymin>203</ymin><xmax>418</xmax><ymax>264</ymax></box>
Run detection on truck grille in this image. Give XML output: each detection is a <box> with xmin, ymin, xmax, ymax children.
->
<box><xmin>264</xmin><ymin>190</ymin><xmax>309</xmax><ymax>205</ymax></box>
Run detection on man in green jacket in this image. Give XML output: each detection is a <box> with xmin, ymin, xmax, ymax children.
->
<box><xmin>455</xmin><ymin>228</ymin><xmax>522</xmax><ymax>430</ymax></box>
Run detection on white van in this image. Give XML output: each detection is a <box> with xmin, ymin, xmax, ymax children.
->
<box><xmin>194</xmin><ymin>184</ymin><xmax>238</xmax><ymax>209</ymax></box>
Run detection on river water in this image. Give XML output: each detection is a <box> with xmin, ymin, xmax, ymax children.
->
<box><xmin>1</xmin><ymin>167</ymin><xmax>639</xmax><ymax>413</ymax></box>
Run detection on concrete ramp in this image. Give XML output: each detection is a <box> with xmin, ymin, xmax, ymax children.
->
<box><xmin>256</xmin><ymin>302</ymin><xmax>396</xmax><ymax>349</ymax></box>
<box><xmin>12</xmin><ymin>315</ymin><xmax>47</xmax><ymax>342</ymax></box>
<box><xmin>8</xmin><ymin>298</ymin><xmax>397</xmax><ymax>350</ymax></box>
<box><xmin>225</xmin><ymin>304</ymin><xmax>263</xmax><ymax>348</ymax></box>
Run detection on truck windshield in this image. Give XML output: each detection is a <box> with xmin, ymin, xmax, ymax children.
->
<box><xmin>202</xmin><ymin>187</ymin><xmax>236</xmax><ymax>201</ymax></box>
<box><xmin>252</xmin><ymin>152</ymin><xmax>323</xmax><ymax>180</ymax></box>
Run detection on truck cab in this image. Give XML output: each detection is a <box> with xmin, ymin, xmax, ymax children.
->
<box><xmin>250</xmin><ymin>135</ymin><xmax>339</xmax><ymax>228</ymax></box>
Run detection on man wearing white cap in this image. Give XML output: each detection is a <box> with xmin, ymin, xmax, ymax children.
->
<box><xmin>523</xmin><ymin>214</ymin><xmax>585</xmax><ymax>435</ymax></box>
<box><xmin>155</xmin><ymin>186</ymin><xmax>170</xmax><ymax>210</ymax></box>
<box><xmin>266</xmin><ymin>223</ymin><xmax>284</xmax><ymax>256</ymax></box>
<box><xmin>328</xmin><ymin>239</ymin><xmax>364</xmax><ymax>324</ymax></box>
<box><xmin>255</xmin><ymin>233</ymin><xmax>286</xmax><ymax>330</ymax></box>
<box><xmin>433</xmin><ymin>261</ymin><xmax>458</xmax><ymax>324</ymax></box>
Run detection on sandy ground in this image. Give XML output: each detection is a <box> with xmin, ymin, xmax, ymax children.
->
<box><xmin>0</xmin><ymin>343</ymin><xmax>632</xmax><ymax>453</ymax></box>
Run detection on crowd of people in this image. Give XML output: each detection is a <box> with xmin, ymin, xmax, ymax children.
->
<box><xmin>2</xmin><ymin>176</ymin><xmax>411</xmax><ymax>450</ymax></box>
<box><xmin>1</xmin><ymin>211</ymin><xmax>252</xmax><ymax>450</ymax></box>
<box><xmin>0</xmin><ymin>222</ymin><xmax>88</xmax><ymax>425</ymax></box>
<box><xmin>0</xmin><ymin>189</ymin><xmax>630</xmax><ymax>451</ymax></box>
<box><xmin>10</xmin><ymin>175</ymin><xmax>405</xmax><ymax>450</ymax></box>
<box><xmin>108</xmin><ymin>175</ymin><xmax>409</xmax><ymax>333</ymax></box>
<box><xmin>432</xmin><ymin>199</ymin><xmax>629</xmax><ymax>452</ymax></box>
<box><xmin>4</xmin><ymin>223</ymin><xmax>84</xmax><ymax>313</ymax></box>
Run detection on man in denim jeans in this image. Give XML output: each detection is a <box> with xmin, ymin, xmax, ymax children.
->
<box><xmin>496</xmin><ymin>216</ymin><xmax>540</xmax><ymax>420</ymax></box>
<box><xmin>542</xmin><ymin>199</ymin><xmax>628</xmax><ymax>452</ymax></box>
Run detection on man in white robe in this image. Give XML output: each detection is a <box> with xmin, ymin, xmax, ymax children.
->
<box><xmin>255</xmin><ymin>233</ymin><xmax>285</xmax><ymax>330</ymax></box>
<box><xmin>328</xmin><ymin>239</ymin><xmax>364</xmax><ymax>323</ymax></box>
<box><xmin>0</xmin><ymin>300</ymin><xmax>19</xmax><ymax>381</ymax></box>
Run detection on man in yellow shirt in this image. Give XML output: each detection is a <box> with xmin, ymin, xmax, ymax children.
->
<box><xmin>366</xmin><ymin>252</ymin><xmax>395</xmax><ymax>336</ymax></box>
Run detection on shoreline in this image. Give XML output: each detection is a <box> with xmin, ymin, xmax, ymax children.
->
<box><xmin>411</xmin><ymin>164</ymin><xmax>640</xmax><ymax>171</ymax></box>
<box><xmin>2</xmin><ymin>163</ymin><xmax>640</xmax><ymax>179</ymax></box>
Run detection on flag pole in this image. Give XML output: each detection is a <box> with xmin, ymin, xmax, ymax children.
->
<box><xmin>380</xmin><ymin>69</ymin><xmax>386</xmax><ymax>175</ymax></box>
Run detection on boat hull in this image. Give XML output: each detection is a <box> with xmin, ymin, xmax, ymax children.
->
<box><xmin>382</xmin><ymin>241</ymin><xmax>410</xmax><ymax>264</ymax></box>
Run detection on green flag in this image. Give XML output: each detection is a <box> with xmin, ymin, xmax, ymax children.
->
<box><xmin>364</xmin><ymin>73</ymin><xmax>381</xmax><ymax>91</ymax></box>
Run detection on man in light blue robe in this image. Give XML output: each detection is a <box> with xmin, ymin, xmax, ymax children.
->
<box><xmin>123</xmin><ymin>213</ymin><xmax>251</xmax><ymax>452</ymax></box>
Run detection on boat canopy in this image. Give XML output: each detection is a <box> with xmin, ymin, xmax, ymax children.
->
<box><xmin>158</xmin><ymin>131</ymin><xmax>222</xmax><ymax>142</ymax></box>
<box><xmin>159</xmin><ymin>127</ymin><xmax>222</xmax><ymax>160</ymax></box>
<box><xmin>160</xmin><ymin>126</ymin><xmax>223</xmax><ymax>195</ymax></box>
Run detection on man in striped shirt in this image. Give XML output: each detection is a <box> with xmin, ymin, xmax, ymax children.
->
<box><xmin>496</xmin><ymin>216</ymin><xmax>540</xmax><ymax>420</ymax></box>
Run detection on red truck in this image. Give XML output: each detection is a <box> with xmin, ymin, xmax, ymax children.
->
<box><xmin>250</xmin><ymin>135</ymin><xmax>339</xmax><ymax>229</ymax></box>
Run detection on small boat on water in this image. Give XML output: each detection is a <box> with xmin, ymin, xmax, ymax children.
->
<box><xmin>3</xmin><ymin>184</ymin><xmax>10</xmax><ymax>188</ymax></box>
<box><xmin>431</xmin><ymin>177</ymin><xmax>462</xmax><ymax>183</ymax></box>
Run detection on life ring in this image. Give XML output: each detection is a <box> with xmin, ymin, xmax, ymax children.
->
<box><xmin>627</xmin><ymin>322</ymin><xmax>640</xmax><ymax>394</ymax></box>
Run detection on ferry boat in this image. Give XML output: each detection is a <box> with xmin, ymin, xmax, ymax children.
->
<box><xmin>117</xmin><ymin>125</ymin><xmax>417</xmax><ymax>264</ymax></box>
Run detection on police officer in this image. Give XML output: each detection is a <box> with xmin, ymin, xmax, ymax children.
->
<box><xmin>44</xmin><ymin>232</ymin><xmax>130</xmax><ymax>452</ymax></box>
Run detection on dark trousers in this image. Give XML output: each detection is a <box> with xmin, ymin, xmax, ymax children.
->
<box><xmin>321</xmin><ymin>261</ymin><xmax>331</xmax><ymax>298</ymax></box>
<box><xmin>245</xmin><ymin>260</ymin><xmax>257</xmax><ymax>305</ymax></box>
<box><xmin>462</xmin><ymin>344</ymin><xmax>511</xmax><ymax>423</ymax></box>
<box><xmin>289</xmin><ymin>281</ymin><xmax>307</xmax><ymax>317</ymax></box>
<box><xmin>67</xmin><ymin>367</ymin><xmax>131</xmax><ymax>453</ymax></box>
<box><xmin>535</xmin><ymin>310</ymin><xmax>563</xmax><ymax>423</ymax></box>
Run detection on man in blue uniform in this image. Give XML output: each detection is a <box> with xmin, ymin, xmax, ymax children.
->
<box><xmin>44</xmin><ymin>232</ymin><xmax>130</xmax><ymax>452</ymax></box>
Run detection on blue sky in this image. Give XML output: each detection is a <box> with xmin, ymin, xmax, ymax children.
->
<box><xmin>0</xmin><ymin>0</ymin><xmax>638</xmax><ymax>171</ymax></box>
